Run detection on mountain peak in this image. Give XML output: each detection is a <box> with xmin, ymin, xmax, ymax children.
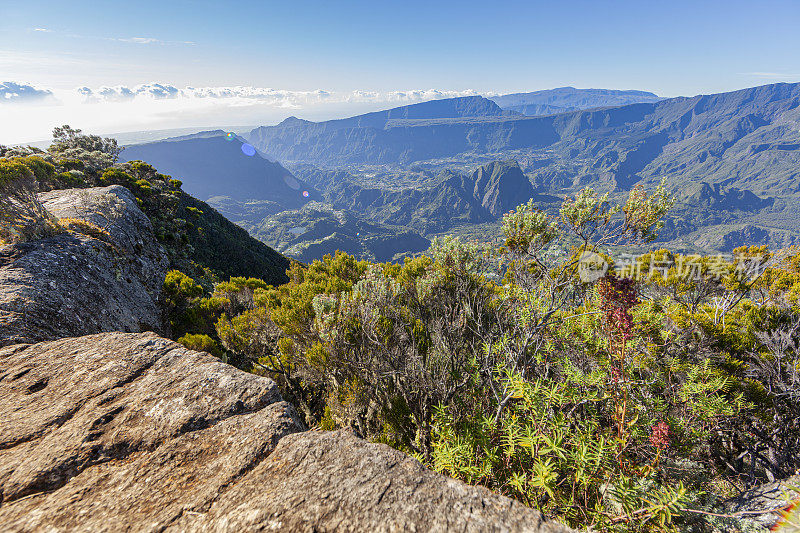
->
<box><xmin>471</xmin><ymin>160</ymin><xmax>535</xmax><ymax>218</ymax></box>
<box><xmin>384</xmin><ymin>95</ymin><xmax>505</xmax><ymax>120</ymax></box>
<box><xmin>278</xmin><ymin>116</ymin><xmax>313</xmax><ymax>126</ymax></box>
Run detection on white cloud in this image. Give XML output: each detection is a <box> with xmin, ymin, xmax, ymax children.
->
<box><xmin>0</xmin><ymin>82</ymin><xmax>55</xmax><ymax>104</ymax></box>
<box><xmin>115</xmin><ymin>36</ymin><xmax>195</xmax><ymax>45</ymax></box>
<box><xmin>118</xmin><ymin>37</ymin><xmax>160</xmax><ymax>44</ymax></box>
<box><xmin>75</xmin><ymin>84</ymin><xmax>487</xmax><ymax>106</ymax></box>
<box><xmin>0</xmin><ymin>82</ymin><xmax>494</xmax><ymax>144</ymax></box>
<box><xmin>744</xmin><ymin>72</ymin><xmax>799</xmax><ymax>79</ymax></box>
<box><xmin>29</xmin><ymin>27</ymin><xmax>193</xmax><ymax>46</ymax></box>
<box><xmin>81</xmin><ymin>83</ymin><xmax>183</xmax><ymax>101</ymax></box>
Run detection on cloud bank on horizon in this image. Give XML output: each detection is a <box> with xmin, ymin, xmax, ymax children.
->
<box><xmin>1</xmin><ymin>82</ymin><xmax>57</xmax><ymax>104</ymax></box>
<box><xmin>0</xmin><ymin>81</ymin><xmax>489</xmax><ymax>144</ymax></box>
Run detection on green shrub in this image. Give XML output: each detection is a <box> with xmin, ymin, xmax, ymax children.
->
<box><xmin>177</xmin><ymin>333</ymin><xmax>224</xmax><ymax>358</ymax></box>
<box><xmin>0</xmin><ymin>159</ymin><xmax>59</xmax><ymax>244</ymax></box>
<box><xmin>128</xmin><ymin>160</ymin><xmax>156</xmax><ymax>177</ymax></box>
<box><xmin>49</xmin><ymin>125</ymin><xmax>121</xmax><ymax>162</ymax></box>
<box><xmin>58</xmin><ymin>170</ymin><xmax>85</xmax><ymax>187</ymax></box>
<box><xmin>134</xmin><ymin>179</ymin><xmax>152</xmax><ymax>194</ymax></box>
<box><xmin>163</xmin><ymin>270</ymin><xmax>227</xmax><ymax>340</ymax></box>
<box><xmin>17</xmin><ymin>156</ymin><xmax>56</xmax><ymax>182</ymax></box>
<box><xmin>99</xmin><ymin>168</ymin><xmax>133</xmax><ymax>186</ymax></box>
<box><xmin>60</xmin><ymin>159</ymin><xmax>85</xmax><ymax>171</ymax></box>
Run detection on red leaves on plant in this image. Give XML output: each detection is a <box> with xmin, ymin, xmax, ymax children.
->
<box><xmin>596</xmin><ymin>274</ymin><xmax>638</xmax><ymax>340</ymax></box>
<box><xmin>649</xmin><ymin>421</ymin><xmax>670</xmax><ymax>450</ymax></box>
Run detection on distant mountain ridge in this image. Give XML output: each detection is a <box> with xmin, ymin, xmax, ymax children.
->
<box><xmin>248</xmin><ymin>96</ymin><xmax>521</xmax><ymax>165</ymax></box>
<box><xmin>120</xmin><ymin>134</ymin><xmax>320</xmax><ymax>210</ymax></box>
<box><xmin>277</xmin><ymin>96</ymin><xmax>512</xmax><ymax>131</ymax></box>
<box><xmin>490</xmin><ymin>87</ymin><xmax>662</xmax><ymax>116</ymax></box>
<box><xmin>245</xmin><ymin>83</ymin><xmax>800</xmax><ymax>194</ymax></box>
<box><xmin>244</xmin><ymin>82</ymin><xmax>800</xmax><ymax>250</ymax></box>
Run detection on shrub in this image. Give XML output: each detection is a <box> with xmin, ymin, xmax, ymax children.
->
<box><xmin>56</xmin><ymin>217</ymin><xmax>111</xmax><ymax>243</ymax></box>
<box><xmin>163</xmin><ymin>270</ymin><xmax>227</xmax><ymax>339</ymax></box>
<box><xmin>177</xmin><ymin>333</ymin><xmax>224</xmax><ymax>358</ymax></box>
<box><xmin>128</xmin><ymin>161</ymin><xmax>156</xmax><ymax>178</ymax></box>
<box><xmin>49</xmin><ymin>125</ymin><xmax>121</xmax><ymax>162</ymax></box>
<box><xmin>0</xmin><ymin>159</ymin><xmax>59</xmax><ymax>244</ymax></box>
<box><xmin>99</xmin><ymin>168</ymin><xmax>133</xmax><ymax>186</ymax></box>
<box><xmin>16</xmin><ymin>155</ymin><xmax>56</xmax><ymax>183</ymax></box>
<box><xmin>134</xmin><ymin>179</ymin><xmax>153</xmax><ymax>194</ymax></box>
<box><xmin>60</xmin><ymin>159</ymin><xmax>85</xmax><ymax>171</ymax></box>
<box><xmin>58</xmin><ymin>170</ymin><xmax>85</xmax><ymax>187</ymax></box>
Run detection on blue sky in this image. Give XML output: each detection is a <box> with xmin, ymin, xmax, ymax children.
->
<box><xmin>1</xmin><ymin>0</ymin><xmax>799</xmax><ymax>142</ymax></box>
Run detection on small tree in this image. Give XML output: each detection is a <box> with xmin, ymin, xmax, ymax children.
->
<box><xmin>49</xmin><ymin>125</ymin><xmax>122</xmax><ymax>165</ymax></box>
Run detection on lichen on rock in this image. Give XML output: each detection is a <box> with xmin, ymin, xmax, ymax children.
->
<box><xmin>0</xmin><ymin>186</ymin><xmax>168</xmax><ymax>346</ymax></box>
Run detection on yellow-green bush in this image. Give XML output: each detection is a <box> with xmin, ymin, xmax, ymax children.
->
<box><xmin>177</xmin><ymin>333</ymin><xmax>224</xmax><ymax>358</ymax></box>
<box><xmin>0</xmin><ymin>158</ymin><xmax>59</xmax><ymax>244</ymax></box>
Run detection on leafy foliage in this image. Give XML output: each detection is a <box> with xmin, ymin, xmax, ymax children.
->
<box><xmin>169</xmin><ymin>180</ymin><xmax>800</xmax><ymax>531</ymax></box>
<box><xmin>0</xmin><ymin>157</ymin><xmax>60</xmax><ymax>244</ymax></box>
<box><xmin>49</xmin><ymin>125</ymin><xmax>121</xmax><ymax>166</ymax></box>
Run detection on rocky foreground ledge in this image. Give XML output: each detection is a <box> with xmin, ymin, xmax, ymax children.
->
<box><xmin>0</xmin><ymin>332</ymin><xmax>571</xmax><ymax>532</ymax></box>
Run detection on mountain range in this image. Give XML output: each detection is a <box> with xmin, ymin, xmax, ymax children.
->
<box><xmin>489</xmin><ymin>87</ymin><xmax>662</xmax><ymax>116</ymax></box>
<box><xmin>292</xmin><ymin>160</ymin><xmax>560</xmax><ymax>235</ymax></box>
<box><xmin>245</xmin><ymin>202</ymin><xmax>431</xmax><ymax>263</ymax></box>
<box><xmin>121</xmin><ymin>82</ymin><xmax>800</xmax><ymax>257</ymax></box>
<box><xmin>246</xmin><ymin>83</ymin><xmax>800</xmax><ymax>177</ymax></box>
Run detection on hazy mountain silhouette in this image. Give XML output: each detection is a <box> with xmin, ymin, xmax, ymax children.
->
<box><xmin>121</xmin><ymin>133</ymin><xmax>319</xmax><ymax>209</ymax></box>
<box><xmin>489</xmin><ymin>87</ymin><xmax>661</xmax><ymax>116</ymax></box>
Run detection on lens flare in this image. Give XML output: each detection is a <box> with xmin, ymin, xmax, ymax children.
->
<box><xmin>241</xmin><ymin>143</ymin><xmax>256</xmax><ymax>156</ymax></box>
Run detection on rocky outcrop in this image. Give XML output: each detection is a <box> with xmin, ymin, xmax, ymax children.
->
<box><xmin>692</xmin><ymin>224</ymin><xmax>800</xmax><ymax>252</ymax></box>
<box><xmin>173</xmin><ymin>428</ymin><xmax>568</xmax><ymax>532</ymax></box>
<box><xmin>724</xmin><ymin>475</ymin><xmax>800</xmax><ymax>530</ymax></box>
<box><xmin>0</xmin><ymin>332</ymin><xmax>572</xmax><ymax>532</ymax></box>
<box><xmin>0</xmin><ymin>186</ymin><xmax>168</xmax><ymax>346</ymax></box>
<box><xmin>0</xmin><ymin>332</ymin><xmax>303</xmax><ymax>530</ymax></box>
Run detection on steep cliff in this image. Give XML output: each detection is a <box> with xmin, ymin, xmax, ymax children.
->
<box><xmin>471</xmin><ymin>160</ymin><xmax>538</xmax><ymax>217</ymax></box>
